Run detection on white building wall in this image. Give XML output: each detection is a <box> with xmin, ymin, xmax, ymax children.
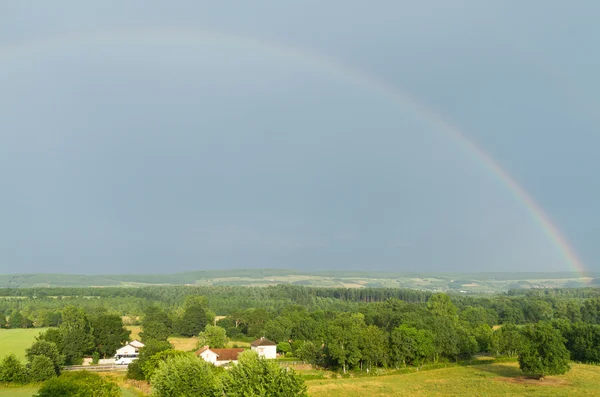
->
<box><xmin>115</xmin><ymin>345</ymin><xmax>138</xmax><ymax>356</ymax></box>
<box><xmin>252</xmin><ymin>345</ymin><xmax>277</xmax><ymax>359</ymax></box>
<box><xmin>200</xmin><ymin>350</ymin><xmax>218</xmax><ymax>364</ymax></box>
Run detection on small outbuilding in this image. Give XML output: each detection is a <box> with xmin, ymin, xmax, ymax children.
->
<box><xmin>195</xmin><ymin>346</ymin><xmax>246</xmax><ymax>366</ymax></box>
<box><xmin>250</xmin><ymin>337</ymin><xmax>277</xmax><ymax>359</ymax></box>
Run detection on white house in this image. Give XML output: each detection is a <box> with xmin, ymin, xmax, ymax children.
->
<box><xmin>250</xmin><ymin>337</ymin><xmax>277</xmax><ymax>359</ymax></box>
<box><xmin>115</xmin><ymin>340</ymin><xmax>145</xmax><ymax>357</ymax></box>
<box><xmin>195</xmin><ymin>346</ymin><xmax>245</xmax><ymax>367</ymax></box>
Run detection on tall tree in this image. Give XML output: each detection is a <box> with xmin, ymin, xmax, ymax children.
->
<box><xmin>389</xmin><ymin>325</ymin><xmax>434</xmax><ymax>367</ymax></box>
<box><xmin>198</xmin><ymin>325</ymin><xmax>228</xmax><ymax>349</ymax></box>
<box><xmin>140</xmin><ymin>306</ymin><xmax>172</xmax><ymax>342</ymax></box>
<box><xmin>427</xmin><ymin>294</ymin><xmax>457</xmax><ymax>318</ymax></box>
<box><xmin>175</xmin><ymin>304</ymin><xmax>209</xmax><ymax>337</ymax></box>
<box><xmin>91</xmin><ymin>314</ymin><xmax>131</xmax><ymax>358</ymax></box>
<box><xmin>325</xmin><ymin>313</ymin><xmax>365</xmax><ymax>373</ymax></box>
<box><xmin>58</xmin><ymin>306</ymin><xmax>95</xmax><ymax>365</ymax></box>
<box><xmin>360</xmin><ymin>325</ymin><xmax>388</xmax><ymax>370</ymax></box>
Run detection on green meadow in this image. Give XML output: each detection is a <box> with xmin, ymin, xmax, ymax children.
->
<box><xmin>0</xmin><ymin>328</ymin><xmax>46</xmax><ymax>362</ymax></box>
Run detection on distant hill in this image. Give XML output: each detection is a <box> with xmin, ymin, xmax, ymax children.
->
<box><xmin>0</xmin><ymin>269</ymin><xmax>597</xmax><ymax>292</ymax></box>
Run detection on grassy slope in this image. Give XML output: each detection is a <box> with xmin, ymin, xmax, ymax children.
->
<box><xmin>0</xmin><ymin>328</ymin><xmax>46</xmax><ymax>362</ymax></box>
<box><xmin>307</xmin><ymin>362</ymin><xmax>600</xmax><ymax>397</ymax></box>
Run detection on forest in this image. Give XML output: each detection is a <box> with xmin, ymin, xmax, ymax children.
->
<box><xmin>1</xmin><ymin>285</ymin><xmax>599</xmax><ymax>373</ymax></box>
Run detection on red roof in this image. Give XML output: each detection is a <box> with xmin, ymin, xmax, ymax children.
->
<box><xmin>212</xmin><ymin>348</ymin><xmax>245</xmax><ymax>361</ymax></box>
<box><xmin>195</xmin><ymin>346</ymin><xmax>211</xmax><ymax>355</ymax></box>
<box><xmin>195</xmin><ymin>346</ymin><xmax>245</xmax><ymax>361</ymax></box>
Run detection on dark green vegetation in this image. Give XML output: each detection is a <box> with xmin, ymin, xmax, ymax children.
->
<box><xmin>1</xmin><ymin>270</ymin><xmax>599</xmax><ymax>291</ymax></box>
<box><xmin>148</xmin><ymin>351</ymin><xmax>306</xmax><ymax>397</ymax></box>
<box><xmin>1</xmin><ymin>283</ymin><xmax>600</xmax><ymax>393</ymax></box>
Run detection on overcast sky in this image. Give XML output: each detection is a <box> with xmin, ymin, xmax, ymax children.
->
<box><xmin>1</xmin><ymin>1</ymin><xmax>599</xmax><ymax>274</ymax></box>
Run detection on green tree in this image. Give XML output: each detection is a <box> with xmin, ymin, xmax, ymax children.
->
<box><xmin>8</xmin><ymin>311</ymin><xmax>33</xmax><ymax>329</ymax></box>
<box><xmin>0</xmin><ymin>354</ymin><xmax>28</xmax><ymax>383</ymax></box>
<box><xmin>492</xmin><ymin>323</ymin><xmax>525</xmax><ymax>357</ymax></box>
<box><xmin>456</xmin><ymin>326</ymin><xmax>478</xmax><ymax>359</ymax></box>
<box><xmin>140</xmin><ymin>306</ymin><xmax>173</xmax><ymax>343</ymax></box>
<box><xmin>263</xmin><ymin>317</ymin><xmax>292</xmax><ymax>343</ymax></box>
<box><xmin>150</xmin><ymin>354</ymin><xmax>221</xmax><ymax>397</ymax></box>
<box><xmin>223</xmin><ymin>350</ymin><xmax>307</xmax><ymax>397</ymax></box>
<box><xmin>36</xmin><ymin>371</ymin><xmax>121</xmax><ymax>397</ymax></box>
<box><xmin>198</xmin><ymin>325</ymin><xmax>228</xmax><ymax>349</ymax></box>
<box><xmin>472</xmin><ymin>324</ymin><xmax>493</xmax><ymax>353</ymax></box>
<box><xmin>142</xmin><ymin>350</ymin><xmax>187</xmax><ymax>381</ymax></box>
<box><xmin>389</xmin><ymin>325</ymin><xmax>434</xmax><ymax>367</ymax></box>
<box><xmin>38</xmin><ymin>328</ymin><xmax>63</xmax><ymax>348</ymax></box>
<box><xmin>58</xmin><ymin>306</ymin><xmax>95</xmax><ymax>365</ymax></box>
<box><xmin>427</xmin><ymin>294</ymin><xmax>457</xmax><ymax>318</ymax></box>
<box><xmin>26</xmin><ymin>340</ymin><xmax>64</xmax><ymax>376</ymax></box>
<box><xmin>325</xmin><ymin>313</ymin><xmax>365</xmax><ymax>373</ymax></box>
<box><xmin>91</xmin><ymin>314</ymin><xmax>131</xmax><ymax>358</ymax></box>
<box><xmin>360</xmin><ymin>325</ymin><xmax>388</xmax><ymax>370</ymax></box>
<box><xmin>296</xmin><ymin>341</ymin><xmax>323</xmax><ymax>366</ymax></box>
<box><xmin>28</xmin><ymin>356</ymin><xmax>57</xmax><ymax>382</ymax></box>
<box><xmin>518</xmin><ymin>322</ymin><xmax>570</xmax><ymax>379</ymax></box>
<box><xmin>277</xmin><ymin>342</ymin><xmax>292</xmax><ymax>355</ymax></box>
<box><xmin>127</xmin><ymin>339</ymin><xmax>172</xmax><ymax>380</ymax></box>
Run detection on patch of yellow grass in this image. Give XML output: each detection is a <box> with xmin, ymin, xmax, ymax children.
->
<box><xmin>169</xmin><ymin>336</ymin><xmax>198</xmax><ymax>352</ymax></box>
<box><xmin>125</xmin><ymin>325</ymin><xmax>142</xmax><ymax>341</ymax></box>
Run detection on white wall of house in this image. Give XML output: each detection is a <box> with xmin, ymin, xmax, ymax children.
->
<box><xmin>115</xmin><ymin>344</ymin><xmax>139</xmax><ymax>356</ymax></box>
<box><xmin>251</xmin><ymin>345</ymin><xmax>276</xmax><ymax>359</ymax></box>
<box><xmin>200</xmin><ymin>350</ymin><xmax>218</xmax><ymax>364</ymax></box>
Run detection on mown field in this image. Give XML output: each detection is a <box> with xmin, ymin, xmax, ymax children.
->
<box><xmin>307</xmin><ymin>362</ymin><xmax>600</xmax><ymax>397</ymax></box>
<box><xmin>0</xmin><ymin>328</ymin><xmax>46</xmax><ymax>362</ymax></box>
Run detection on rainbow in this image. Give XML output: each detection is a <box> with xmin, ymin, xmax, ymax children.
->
<box><xmin>0</xmin><ymin>28</ymin><xmax>586</xmax><ymax>275</ymax></box>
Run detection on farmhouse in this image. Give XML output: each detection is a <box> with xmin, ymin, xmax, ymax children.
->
<box><xmin>250</xmin><ymin>337</ymin><xmax>277</xmax><ymax>359</ymax></box>
<box><xmin>195</xmin><ymin>346</ymin><xmax>245</xmax><ymax>366</ymax></box>
<box><xmin>115</xmin><ymin>340</ymin><xmax>144</xmax><ymax>357</ymax></box>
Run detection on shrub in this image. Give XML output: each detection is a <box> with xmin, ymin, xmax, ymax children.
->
<box><xmin>29</xmin><ymin>356</ymin><xmax>57</xmax><ymax>382</ymax></box>
<box><xmin>36</xmin><ymin>371</ymin><xmax>121</xmax><ymax>397</ymax></box>
<box><xmin>0</xmin><ymin>354</ymin><xmax>28</xmax><ymax>383</ymax></box>
<box><xmin>223</xmin><ymin>351</ymin><xmax>307</xmax><ymax>396</ymax></box>
<box><xmin>151</xmin><ymin>354</ymin><xmax>221</xmax><ymax>397</ymax></box>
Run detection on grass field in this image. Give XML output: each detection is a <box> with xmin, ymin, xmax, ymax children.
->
<box><xmin>307</xmin><ymin>362</ymin><xmax>600</xmax><ymax>396</ymax></box>
<box><xmin>0</xmin><ymin>328</ymin><xmax>47</xmax><ymax>362</ymax></box>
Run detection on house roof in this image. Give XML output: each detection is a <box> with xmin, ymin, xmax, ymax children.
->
<box><xmin>195</xmin><ymin>346</ymin><xmax>245</xmax><ymax>361</ymax></box>
<box><xmin>129</xmin><ymin>340</ymin><xmax>144</xmax><ymax>348</ymax></box>
<box><xmin>250</xmin><ymin>337</ymin><xmax>276</xmax><ymax>347</ymax></box>
<box><xmin>212</xmin><ymin>348</ymin><xmax>245</xmax><ymax>361</ymax></box>
<box><xmin>195</xmin><ymin>346</ymin><xmax>211</xmax><ymax>355</ymax></box>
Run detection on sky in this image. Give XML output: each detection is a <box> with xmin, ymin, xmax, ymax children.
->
<box><xmin>1</xmin><ymin>1</ymin><xmax>599</xmax><ymax>274</ymax></box>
